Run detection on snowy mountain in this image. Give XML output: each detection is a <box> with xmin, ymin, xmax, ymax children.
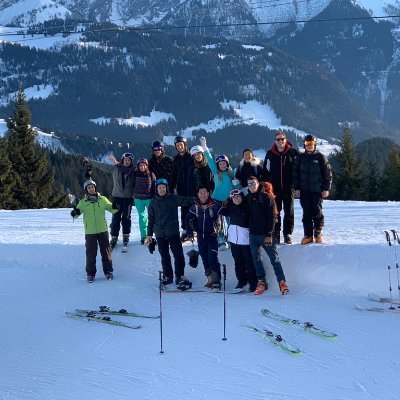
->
<box><xmin>1</xmin><ymin>201</ymin><xmax>400</xmax><ymax>399</ymax></box>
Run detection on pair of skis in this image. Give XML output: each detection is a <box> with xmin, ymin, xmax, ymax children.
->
<box><xmin>65</xmin><ymin>306</ymin><xmax>160</xmax><ymax>329</ymax></box>
<box><xmin>247</xmin><ymin>309</ymin><xmax>337</xmax><ymax>354</ymax></box>
<box><xmin>355</xmin><ymin>294</ymin><xmax>400</xmax><ymax>314</ymax></box>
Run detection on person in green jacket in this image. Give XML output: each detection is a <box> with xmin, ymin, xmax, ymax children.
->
<box><xmin>71</xmin><ymin>179</ymin><xmax>118</xmax><ymax>283</ymax></box>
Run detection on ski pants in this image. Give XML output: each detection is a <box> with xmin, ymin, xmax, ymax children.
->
<box><xmin>85</xmin><ymin>232</ymin><xmax>113</xmax><ymax>277</ymax></box>
<box><xmin>110</xmin><ymin>197</ymin><xmax>132</xmax><ymax>237</ymax></box>
<box><xmin>230</xmin><ymin>242</ymin><xmax>257</xmax><ymax>287</ymax></box>
<box><xmin>134</xmin><ymin>198</ymin><xmax>151</xmax><ymax>239</ymax></box>
<box><xmin>249</xmin><ymin>235</ymin><xmax>285</xmax><ymax>283</ymax></box>
<box><xmin>180</xmin><ymin>205</ymin><xmax>191</xmax><ymax>231</ymax></box>
<box><xmin>156</xmin><ymin>234</ymin><xmax>185</xmax><ymax>281</ymax></box>
<box><xmin>300</xmin><ymin>191</ymin><xmax>324</xmax><ymax>237</ymax></box>
<box><xmin>197</xmin><ymin>234</ymin><xmax>221</xmax><ymax>281</ymax></box>
<box><xmin>275</xmin><ymin>189</ymin><xmax>295</xmax><ymax>236</ymax></box>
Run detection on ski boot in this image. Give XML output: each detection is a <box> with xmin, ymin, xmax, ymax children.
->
<box><xmin>176</xmin><ymin>276</ymin><xmax>193</xmax><ymax>291</ymax></box>
<box><xmin>105</xmin><ymin>272</ymin><xmax>113</xmax><ymax>280</ymax></box>
<box><xmin>301</xmin><ymin>236</ymin><xmax>313</xmax><ymax>245</ymax></box>
<box><xmin>161</xmin><ymin>275</ymin><xmax>173</xmax><ymax>285</ymax></box>
<box><xmin>254</xmin><ymin>280</ymin><xmax>268</xmax><ymax>295</ymax></box>
<box><xmin>122</xmin><ymin>234</ymin><xmax>129</xmax><ymax>252</ymax></box>
<box><xmin>204</xmin><ymin>274</ymin><xmax>213</xmax><ymax>288</ymax></box>
<box><xmin>211</xmin><ymin>281</ymin><xmax>222</xmax><ymax>291</ymax></box>
<box><xmin>87</xmin><ymin>275</ymin><xmax>95</xmax><ymax>283</ymax></box>
<box><xmin>284</xmin><ymin>234</ymin><xmax>293</xmax><ymax>244</ymax></box>
<box><xmin>279</xmin><ymin>280</ymin><xmax>289</xmax><ymax>295</ymax></box>
<box><xmin>110</xmin><ymin>236</ymin><xmax>118</xmax><ymax>250</ymax></box>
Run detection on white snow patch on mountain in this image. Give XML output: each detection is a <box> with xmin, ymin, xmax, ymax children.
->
<box><xmin>0</xmin><ymin>84</ymin><xmax>56</xmax><ymax>107</ymax></box>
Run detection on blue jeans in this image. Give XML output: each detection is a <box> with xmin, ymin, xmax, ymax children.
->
<box><xmin>249</xmin><ymin>235</ymin><xmax>285</xmax><ymax>282</ymax></box>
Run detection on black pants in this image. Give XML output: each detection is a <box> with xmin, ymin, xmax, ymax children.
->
<box><xmin>110</xmin><ymin>197</ymin><xmax>132</xmax><ymax>236</ymax></box>
<box><xmin>230</xmin><ymin>242</ymin><xmax>257</xmax><ymax>287</ymax></box>
<box><xmin>156</xmin><ymin>234</ymin><xmax>185</xmax><ymax>280</ymax></box>
<box><xmin>180</xmin><ymin>205</ymin><xmax>191</xmax><ymax>231</ymax></box>
<box><xmin>275</xmin><ymin>190</ymin><xmax>294</xmax><ymax>236</ymax></box>
<box><xmin>85</xmin><ymin>232</ymin><xmax>113</xmax><ymax>277</ymax></box>
<box><xmin>198</xmin><ymin>234</ymin><xmax>221</xmax><ymax>281</ymax></box>
<box><xmin>300</xmin><ymin>191</ymin><xmax>324</xmax><ymax>237</ymax></box>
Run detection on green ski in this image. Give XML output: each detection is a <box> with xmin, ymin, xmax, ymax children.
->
<box><xmin>75</xmin><ymin>306</ymin><xmax>159</xmax><ymax>319</ymax></box>
<box><xmin>65</xmin><ymin>311</ymin><xmax>142</xmax><ymax>329</ymax></box>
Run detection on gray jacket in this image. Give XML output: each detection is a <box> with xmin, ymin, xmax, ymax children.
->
<box><xmin>111</xmin><ymin>166</ymin><xmax>134</xmax><ymax>198</ymax></box>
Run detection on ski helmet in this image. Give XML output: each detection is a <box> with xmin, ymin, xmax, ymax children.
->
<box><xmin>215</xmin><ymin>154</ymin><xmax>230</xmax><ymax>168</ymax></box>
<box><xmin>136</xmin><ymin>158</ymin><xmax>149</xmax><ymax>166</ymax></box>
<box><xmin>303</xmin><ymin>134</ymin><xmax>317</xmax><ymax>148</ymax></box>
<box><xmin>83</xmin><ymin>179</ymin><xmax>96</xmax><ymax>192</ymax></box>
<box><xmin>190</xmin><ymin>145</ymin><xmax>204</xmax><ymax>156</ymax></box>
<box><xmin>155</xmin><ymin>178</ymin><xmax>168</xmax><ymax>187</ymax></box>
<box><xmin>174</xmin><ymin>135</ymin><xmax>187</xmax><ymax>145</ymax></box>
<box><xmin>121</xmin><ymin>152</ymin><xmax>134</xmax><ymax>162</ymax></box>
<box><xmin>152</xmin><ymin>140</ymin><xmax>164</xmax><ymax>151</ymax></box>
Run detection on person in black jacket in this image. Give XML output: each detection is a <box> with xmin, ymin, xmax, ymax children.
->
<box><xmin>148</xmin><ymin>141</ymin><xmax>177</xmax><ymax>194</ymax></box>
<box><xmin>262</xmin><ymin>131</ymin><xmax>299</xmax><ymax>244</ymax></box>
<box><xmin>246</xmin><ymin>177</ymin><xmax>289</xmax><ymax>295</ymax></box>
<box><xmin>292</xmin><ymin>134</ymin><xmax>332</xmax><ymax>244</ymax></box>
<box><xmin>235</xmin><ymin>148</ymin><xmax>263</xmax><ymax>192</ymax></box>
<box><xmin>173</xmin><ymin>136</ymin><xmax>195</xmax><ymax>241</ymax></box>
<box><xmin>219</xmin><ymin>189</ymin><xmax>258</xmax><ymax>292</ymax></box>
<box><xmin>145</xmin><ymin>178</ymin><xmax>194</xmax><ymax>289</ymax></box>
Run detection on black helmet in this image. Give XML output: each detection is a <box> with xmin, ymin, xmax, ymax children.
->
<box><xmin>174</xmin><ymin>135</ymin><xmax>187</xmax><ymax>145</ymax></box>
<box><xmin>152</xmin><ymin>140</ymin><xmax>164</xmax><ymax>150</ymax></box>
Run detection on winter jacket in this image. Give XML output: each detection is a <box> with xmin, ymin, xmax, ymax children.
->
<box><xmin>132</xmin><ymin>169</ymin><xmax>155</xmax><ymax>200</ymax></box>
<box><xmin>74</xmin><ymin>194</ymin><xmax>117</xmax><ymax>234</ymax></box>
<box><xmin>111</xmin><ymin>165</ymin><xmax>134</xmax><ymax>198</ymax></box>
<box><xmin>262</xmin><ymin>142</ymin><xmax>299</xmax><ymax>194</ymax></box>
<box><xmin>149</xmin><ymin>154</ymin><xmax>177</xmax><ymax>193</ymax></box>
<box><xmin>246</xmin><ymin>188</ymin><xmax>277</xmax><ymax>236</ymax></box>
<box><xmin>147</xmin><ymin>194</ymin><xmax>194</xmax><ymax>238</ymax></box>
<box><xmin>204</xmin><ymin>149</ymin><xmax>235</xmax><ymax>201</ymax></box>
<box><xmin>186</xmin><ymin>198</ymin><xmax>222</xmax><ymax>240</ymax></box>
<box><xmin>235</xmin><ymin>158</ymin><xmax>263</xmax><ymax>188</ymax></box>
<box><xmin>174</xmin><ymin>151</ymin><xmax>195</xmax><ymax>196</ymax></box>
<box><xmin>219</xmin><ymin>198</ymin><xmax>250</xmax><ymax>245</ymax></box>
<box><xmin>292</xmin><ymin>150</ymin><xmax>332</xmax><ymax>193</ymax></box>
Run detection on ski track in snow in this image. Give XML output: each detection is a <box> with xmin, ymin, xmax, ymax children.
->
<box><xmin>0</xmin><ymin>201</ymin><xmax>400</xmax><ymax>399</ymax></box>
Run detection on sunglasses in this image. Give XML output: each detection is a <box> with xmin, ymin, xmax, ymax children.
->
<box><xmin>304</xmin><ymin>140</ymin><xmax>315</xmax><ymax>146</ymax></box>
<box><xmin>275</xmin><ymin>138</ymin><xmax>286</xmax><ymax>142</ymax></box>
<box><xmin>247</xmin><ymin>181</ymin><xmax>257</xmax><ymax>187</ymax></box>
<box><xmin>230</xmin><ymin>189</ymin><xmax>241</xmax><ymax>198</ymax></box>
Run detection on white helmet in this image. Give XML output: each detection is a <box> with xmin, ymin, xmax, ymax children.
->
<box><xmin>190</xmin><ymin>145</ymin><xmax>204</xmax><ymax>156</ymax></box>
<box><xmin>83</xmin><ymin>179</ymin><xmax>96</xmax><ymax>191</ymax></box>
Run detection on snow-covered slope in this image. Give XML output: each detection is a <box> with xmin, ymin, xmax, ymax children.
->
<box><xmin>1</xmin><ymin>201</ymin><xmax>399</xmax><ymax>399</ymax></box>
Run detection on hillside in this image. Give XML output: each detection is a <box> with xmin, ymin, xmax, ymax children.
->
<box><xmin>1</xmin><ymin>201</ymin><xmax>400</xmax><ymax>399</ymax></box>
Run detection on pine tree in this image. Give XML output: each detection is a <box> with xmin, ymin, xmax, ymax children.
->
<box><xmin>6</xmin><ymin>84</ymin><xmax>66</xmax><ymax>208</ymax></box>
<box><xmin>332</xmin><ymin>127</ymin><xmax>363</xmax><ymax>200</ymax></box>
<box><xmin>0</xmin><ymin>138</ymin><xmax>16</xmax><ymax>209</ymax></box>
<box><xmin>381</xmin><ymin>146</ymin><xmax>400</xmax><ymax>201</ymax></box>
<box><xmin>363</xmin><ymin>161</ymin><xmax>381</xmax><ymax>201</ymax></box>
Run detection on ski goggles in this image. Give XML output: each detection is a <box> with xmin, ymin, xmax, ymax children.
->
<box><xmin>156</xmin><ymin>178</ymin><xmax>168</xmax><ymax>186</ymax></box>
<box><xmin>230</xmin><ymin>189</ymin><xmax>242</xmax><ymax>198</ymax></box>
<box><xmin>247</xmin><ymin>181</ymin><xmax>257</xmax><ymax>187</ymax></box>
<box><xmin>304</xmin><ymin>140</ymin><xmax>316</xmax><ymax>146</ymax></box>
<box><xmin>136</xmin><ymin>158</ymin><xmax>148</xmax><ymax>166</ymax></box>
<box><xmin>152</xmin><ymin>146</ymin><xmax>163</xmax><ymax>151</ymax></box>
<box><xmin>122</xmin><ymin>152</ymin><xmax>134</xmax><ymax>160</ymax></box>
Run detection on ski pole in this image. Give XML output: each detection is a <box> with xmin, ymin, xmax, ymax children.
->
<box><xmin>222</xmin><ymin>264</ymin><xmax>227</xmax><ymax>341</ymax></box>
<box><xmin>158</xmin><ymin>271</ymin><xmax>164</xmax><ymax>354</ymax></box>
<box><xmin>391</xmin><ymin>230</ymin><xmax>400</xmax><ymax>305</ymax></box>
<box><xmin>384</xmin><ymin>231</ymin><xmax>395</xmax><ymax>310</ymax></box>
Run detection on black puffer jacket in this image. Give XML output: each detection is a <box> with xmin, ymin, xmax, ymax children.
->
<box><xmin>262</xmin><ymin>143</ymin><xmax>299</xmax><ymax>194</ymax></box>
<box><xmin>174</xmin><ymin>151</ymin><xmax>194</xmax><ymax>196</ymax></box>
<box><xmin>235</xmin><ymin>159</ymin><xmax>263</xmax><ymax>188</ymax></box>
<box><xmin>149</xmin><ymin>154</ymin><xmax>177</xmax><ymax>193</ymax></box>
<box><xmin>246</xmin><ymin>188</ymin><xmax>277</xmax><ymax>236</ymax></box>
<box><xmin>147</xmin><ymin>194</ymin><xmax>194</xmax><ymax>238</ymax></box>
<box><xmin>292</xmin><ymin>150</ymin><xmax>332</xmax><ymax>193</ymax></box>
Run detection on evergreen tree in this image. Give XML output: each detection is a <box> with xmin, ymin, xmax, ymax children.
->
<box><xmin>381</xmin><ymin>146</ymin><xmax>400</xmax><ymax>201</ymax></box>
<box><xmin>363</xmin><ymin>161</ymin><xmax>381</xmax><ymax>201</ymax></box>
<box><xmin>332</xmin><ymin>127</ymin><xmax>363</xmax><ymax>200</ymax></box>
<box><xmin>6</xmin><ymin>84</ymin><xmax>66</xmax><ymax>209</ymax></box>
<box><xmin>0</xmin><ymin>138</ymin><xmax>16</xmax><ymax>209</ymax></box>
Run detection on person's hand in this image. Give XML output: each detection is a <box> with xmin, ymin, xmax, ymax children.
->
<box><xmin>112</xmin><ymin>201</ymin><xmax>120</xmax><ymax>210</ymax></box>
<box><xmin>70</xmin><ymin>207</ymin><xmax>80</xmax><ymax>217</ymax></box>
<box><xmin>294</xmin><ymin>190</ymin><xmax>300</xmax><ymax>198</ymax></box>
<box><xmin>144</xmin><ymin>236</ymin><xmax>153</xmax><ymax>244</ymax></box>
<box><xmin>186</xmin><ymin>234</ymin><xmax>195</xmax><ymax>243</ymax></box>
<box><xmin>108</xmin><ymin>154</ymin><xmax>118</xmax><ymax>164</ymax></box>
<box><xmin>199</xmin><ymin>136</ymin><xmax>207</xmax><ymax>149</ymax></box>
<box><xmin>264</xmin><ymin>236</ymin><xmax>273</xmax><ymax>247</ymax></box>
<box><xmin>232</xmin><ymin>179</ymin><xmax>239</xmax><ymax>187</ymax></box>
<box><xmin>322</xmin><ymin>190</ymin><xmax>329</xmax><ymax>198</ymax></box>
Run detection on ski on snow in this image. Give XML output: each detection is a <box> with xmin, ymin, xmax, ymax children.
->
<box><xmin>355</xmin><ymin>304</ymin><xmax>400</xmax><ymax>315</ymax></box>
<box><xmin>161</xmin><ymin>287</ymin><xmax>222</xmax><ymax>293</ymax></box>
<box><xmin>65</xmin><ymin>311</ymin><xmax>142</xmax><ymax>329</ymax></box>
<box><xmin>75</xmin><ymin>306</ymin><xmax>160</xmax><ymax>319</ymax></box>
<box><xmin>261</xmin><ymin>309</ymin><xmax>337</xmax><ymax>339</ymax></box>
<box><xmin>367</xmin><ymin>293</ymin><xmax>400</xmax><ymax>306</ymax></box>
<box><xmin>245</xmin><ymin>325</ymin><xmax>301</xmax><ymax>354</ymax></box>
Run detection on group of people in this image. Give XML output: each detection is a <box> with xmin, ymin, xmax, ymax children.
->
<box><xmin>71</xmin><ymin>131</ymin><xmax>332</xmax><ymax>295</ymax></box>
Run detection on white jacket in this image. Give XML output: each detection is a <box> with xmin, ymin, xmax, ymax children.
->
<box><xmin>227</xmin><ymin>224</ymin><xmax>250</xmax><ymax>245</ymax></box>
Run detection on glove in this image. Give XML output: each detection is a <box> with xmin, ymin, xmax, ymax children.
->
<box><xmin>112</xmin><ymin>201</ymin><xmax>120</xmax><ymax>210</ymax></box>
<box><xmin>264</xmin><ymin>236</ymin><xmax>273</xmax><ymax>247</ymax></box>
<box><xmin>70</xmin><ymin>207</ymin><xmax>81</xmax><ymax>217</ymax></box>
<box><xmin>232</xmin><ymin>179</ymin><xmax>240</xmax><ymax>187</ymax></box>
<box><xmin>144</xmin><ymin>236</ymin><xmax>153</xmax><ymax>244</ymax></box>
<box><xmin>199</xmin><ymin>136</ymin><xmax>207</xmax><ymax>149</ymax></box>
<box><xmin>148</xmin><ymin>238</ymin><xmax>157</xmax><ymax>254</ymax></box>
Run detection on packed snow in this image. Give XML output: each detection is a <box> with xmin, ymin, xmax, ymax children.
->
<box><xmin>1</xmin><ymin>201</ymin><xmax>400</xmax><ymax>399</ymax></box>
<box><xmin>0</xmin><ymin>84</ymin><xmax>56</xmax><ymax>107</ymax></box>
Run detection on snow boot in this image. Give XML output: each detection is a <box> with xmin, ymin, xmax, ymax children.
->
<box><xmin>123</xmin><ymin>234</ymin><xmax>129</xmax><ymax>245</ymax></box>
<box><xmin>284</xmin><ymin>234</ymin><xmax>293</xmax><ymax>244</ymax></box>
<box><xmin>279</xmin><ymin>280</ymin><xmax>289</xmax><ymax>295</ymax></box>
<box><xmin>315</xmin><ymin>235</ymin><xmax>324</xmax><ymax>244</ymax></box>
<box><xmin>105</xmin><ymin>272</ymin><xmax>113</xmax><ymax>280</ymax></box>
<box><xmin>254</xmin><ymin>280</ymin><xmax>267</xmax><ymax>295</ymax></box>
<box><xmin>161</xmin><ymin>275</ymin><xmax>173</xmax><ymax>285</ymax></box>
<box><xmin>204</xmin><ymin>275</ymin><xmax>213</xmax><ymax>288</ymax></box>
<box><xmin>301</xmin><ymin>236</ymin><xmax>313</xmax><ymax>245</ymax></box>
<box><xmin>176</xmin><ymin>276</ymin><xmax>193</xmax><ymax>291</ymax></box>
<box><xmin>87</xmin><ymin>275</ymin><xmax>94</xmax><ymax>283</ymax></box>
<box><xmin>211</xmin><ymin>281</ymin><xmax>222</xmax><ymax>291</ymax></box>
<box><xmin>110</xmin><ymin>236</ymin><xmax>118</xmax><ymax>249</ymax></box>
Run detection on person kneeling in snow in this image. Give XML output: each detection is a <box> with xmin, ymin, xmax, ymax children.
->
<box><xmin>145</xmin><ymin>178</ymin><xmax>195</xmax><ymax>290</ymax></box>
<box><xmin>186</xmin><ymin>186</ymin><xmax>223</xmax><ymax>290</ymax></box>
<box><xmin>70</xmin><ymin>180</ymin><xmax>119</xmax><ymax>283</ymax></box>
